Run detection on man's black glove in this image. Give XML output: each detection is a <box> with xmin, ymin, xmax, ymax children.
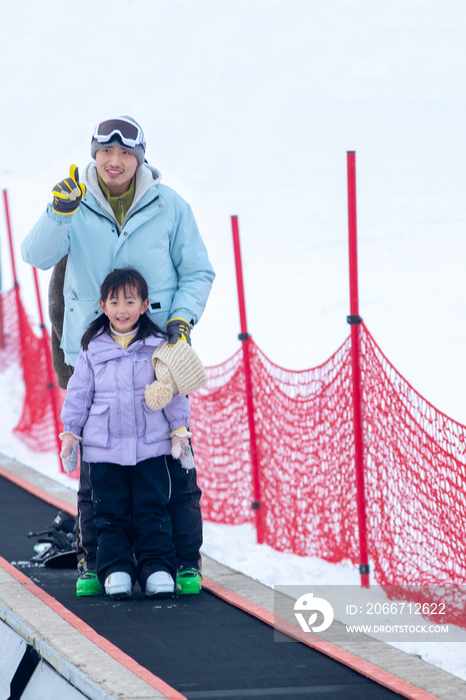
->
<box><xmin>166</xmin><ymin>318</ymin><xmax>192</xmax><ymax>346</ymax></box>
<box><xmin>52</xmin><ymin>165</ymin><xmax>86</xmax><ymax>215</ymax></box>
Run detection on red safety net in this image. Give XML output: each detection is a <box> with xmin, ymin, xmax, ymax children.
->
<box><xmin>0</xmin><ymin>288</ymin><xmax>21</xmax><ymax>373</ymax></box>
<box><xmin>190</xmin><ymin>325</ymin><xmax>466</xmax><ymax>627</ymax></box>
<box><xmin>0</xmin><ymin>287</ymin><xmax>71</xmax><ymax>474</ymax></box>
<box><xmin>190</xmin><ymin>338</ymin><xmax>357</xmax><ymax>564</ymax></box>
<box><xmin>360</xmin><ymin>325</ymin><xmax>466</xmax><ymax>587</ymax></box>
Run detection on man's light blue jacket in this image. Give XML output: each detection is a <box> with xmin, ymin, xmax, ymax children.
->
<box><xmin>21</xmin><ymin>162</ymin><xmax>215</xmax><ymax>366</ymax></box>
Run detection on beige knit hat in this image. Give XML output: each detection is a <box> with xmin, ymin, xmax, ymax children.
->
<box><xmin>144</xmin><ymin>340</ymin><xmax>208</xmax><ymax>411</ymax></box>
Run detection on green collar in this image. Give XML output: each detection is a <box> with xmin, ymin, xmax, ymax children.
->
<box><xmin>97</xmin><ymin>173</ymin><xmax>136</xmax><ymax>225</ymax></box>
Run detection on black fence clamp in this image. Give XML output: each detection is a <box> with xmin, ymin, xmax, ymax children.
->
<box><xmin>359</xmin><ymin>563</ymin><xmax>370</xmax><ymax>575</ymax></box>
<box><xmin>347</xmin><ymin>315</ymin><xmax>362</xmax><ymax>325</ymax></box>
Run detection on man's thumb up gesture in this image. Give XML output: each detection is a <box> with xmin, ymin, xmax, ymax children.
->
<box><xmin>52</xmin><ymin>164</ymin><xmax>86</xmax><ymax>215</ymax></box>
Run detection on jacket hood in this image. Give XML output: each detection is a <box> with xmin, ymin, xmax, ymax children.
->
<box><xmin>82</xmin><ymin>161</ymin><xmax>162</xmax><ymax>229</ymax></box>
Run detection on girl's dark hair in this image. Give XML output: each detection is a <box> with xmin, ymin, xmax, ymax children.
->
<box><xmin>81</xmin><ymin>268</ymin><xmax>166</xmax><ymax>350</ymax></box>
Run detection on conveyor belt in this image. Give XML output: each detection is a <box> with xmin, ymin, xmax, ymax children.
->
<box><xmin>0</xmin><ymin>474</ymin><xmax>404</xmax><ymax>699</ymax></box>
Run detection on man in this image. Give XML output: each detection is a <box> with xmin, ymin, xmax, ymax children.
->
<box><xmin>22</xmin><ymin>116</ymin><xmax>215</xmax><ymax>596</ymax></box>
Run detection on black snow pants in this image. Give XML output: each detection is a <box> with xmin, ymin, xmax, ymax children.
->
<box><xmin>76</xmin><ymin>452</ymin><xmax>203</xmax><ymax>574</ymax></box>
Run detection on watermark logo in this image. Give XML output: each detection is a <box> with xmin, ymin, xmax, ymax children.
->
<box><xmin>276</xmin><ymin>585</ymin><xmax>463</xmax><ymax>643</ymax></box>
<box><xmin>293</xmin><ymin>592</ymin><xmax>334</xmax><ymax>633</ymax></box>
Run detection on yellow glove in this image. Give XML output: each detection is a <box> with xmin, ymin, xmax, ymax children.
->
<box><xmin>52</xmin><ymin>164</ymin><xmax>86</xmax><ymax>215</ymax></box>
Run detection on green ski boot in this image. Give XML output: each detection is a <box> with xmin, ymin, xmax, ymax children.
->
<box><xmin>76</xmin><ymin>571</ymin><xmax>103</xmax><ymax>597</ymax></box>
<box><xmin>176</xmin><ymin>567</ymin><xmax>202</xmax><ymax>595</ymax></box>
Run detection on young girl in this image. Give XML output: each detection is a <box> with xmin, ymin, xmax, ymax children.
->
<box><xmin>60</xmin><ymin>268</ymin><xmax>192</xmax><ymax>599</ymax></box>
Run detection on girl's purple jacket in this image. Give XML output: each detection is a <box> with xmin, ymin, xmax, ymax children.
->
<box><xmin>61</xmin><ymin>332</ymin><xmax>191</xmax><ymax>465</ymax></box>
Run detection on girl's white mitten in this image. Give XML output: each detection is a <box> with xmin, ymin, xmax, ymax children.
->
<box><xmin>59</xmin><ymin>433</ymin><xmax>81</xmax><ymax>474</ymax></box>
<box><xmin>171</xmin><ymin>435</ymin><xmax>194</xmax><ymax>470</ymax></box>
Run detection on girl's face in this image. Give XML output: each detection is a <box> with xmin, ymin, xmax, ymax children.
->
<box><xmin>100</xmin><ymin>286</ymin><xmax>149</xmax><ymax>334</ymax></box>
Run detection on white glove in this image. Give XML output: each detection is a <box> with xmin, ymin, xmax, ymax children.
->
<box><xmin>171</xmin><ymin>434</ymin><xmax>194</xmax><ymax>470</ymax></box>
<box><xmin>59</xmin><ymin>432</ymin><xmax>81</xmax><ymax>474</ymax></box>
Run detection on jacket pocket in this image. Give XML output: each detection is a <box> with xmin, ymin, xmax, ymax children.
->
<box><xmin>62</xmin><ymin>295</ymin><xmax>101</xmax><ymax>356</ymax></box>
<box><xmin>83</xmin><ymin>403</ymin><xmax>110</xmax><ymax>448</ymax></box>
<box><xmin>147</xmin><ymin>288</ymin><xmax>176</xmax><ymax>328</ymax></box>
<box><xmin>142</xmin><ymin>402</ymin><xmax>165</xmax><ymax>445</ymax></box>
<box><xmin>134</xmin><ymin>355</ymin><xmax>156</xmax><ymax>386</ymax></box>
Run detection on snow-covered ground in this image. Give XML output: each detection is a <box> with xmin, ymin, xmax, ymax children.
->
<box><xmin>1</xmin><ymin>0</ymin><xmax>465</xmax><ymax>685</ymax></box>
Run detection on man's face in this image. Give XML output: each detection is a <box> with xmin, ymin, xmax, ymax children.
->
<box><xmin>95</xmin><ymin>146</ymin><xmax>139</xmax><ymax>196</ymax></box>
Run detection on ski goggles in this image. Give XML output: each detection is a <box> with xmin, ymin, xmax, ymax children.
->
<box><xmin>92</xmin><ymin>118</ymin><xmax>146</xmax><ymax>150</ymax></box>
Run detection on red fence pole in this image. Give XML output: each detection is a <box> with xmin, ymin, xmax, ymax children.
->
<box><xmin>32</xmin><ymin>267</ymin><xmax>65</xmax><ymax>473</ymax></box>
<box><xmin>346</xmin><ymin>152</ymin><xmax>370</xmax><ymax>588</ymax></box>
<box><xmin>231</xmin><ymin>215</ymin><xmax>264</xmax><ymax>544</ymax></box>
<box><xmin>2</xmin><ymin>190</ymin><xmax>27</xmax><ymax>368</ymax></box>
